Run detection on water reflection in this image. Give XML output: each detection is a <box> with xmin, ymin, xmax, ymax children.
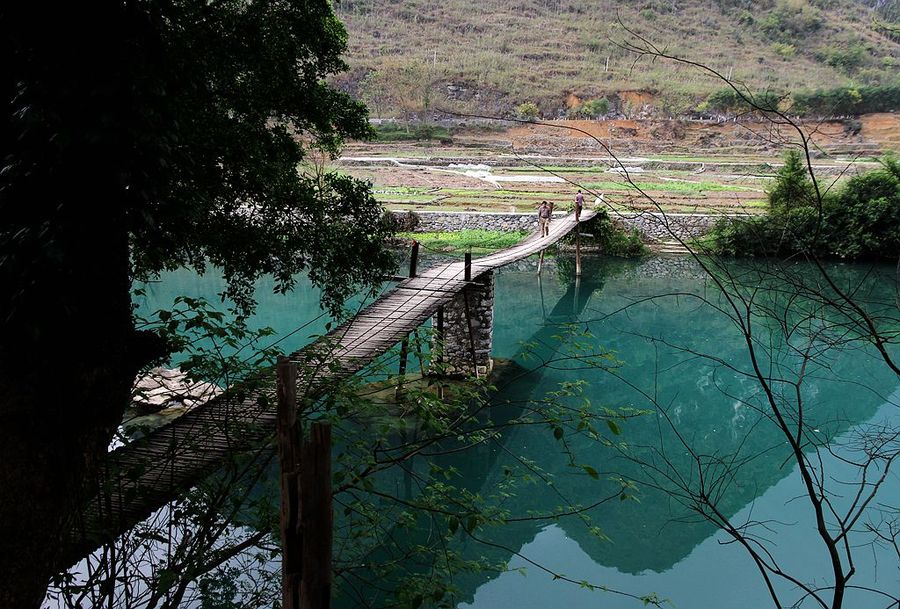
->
<box><xmin>458</xmin><ymin>257</ymin><xmax>899</xmax><ymax>608</ymax></box>
<box><xmin>357</xmin><ymin>256</ymin><xmax>899</xmax><ymax>608</ymax></box>
<box><xmin>137</xmin><ymin>256</ymin><xmax>900</xmax><ymax>608</ymax></box>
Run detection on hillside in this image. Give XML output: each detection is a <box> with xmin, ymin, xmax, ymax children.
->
<box><xmin>332</xmin><ymin>0</ymin><xmax>900</xmax><ymax>118</ymax></box>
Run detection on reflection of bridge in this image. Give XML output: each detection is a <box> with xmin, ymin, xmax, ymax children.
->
<box><xmin>63</xmin><ymin>211</ymin><xmax>596</xmax><ymax>566</ymax></box>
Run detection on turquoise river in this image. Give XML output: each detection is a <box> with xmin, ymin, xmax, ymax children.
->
<box><xmin>136</xmin><ymin>254</ymin><xmax>900</xmax><ymax>609</ymax></box>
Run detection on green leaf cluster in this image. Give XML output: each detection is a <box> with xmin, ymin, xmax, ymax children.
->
<box><xmin>760</xmin><ymin>0</ymin><xmax>823</xmax><ymax>42</ymax></box>
<box><xmin>793</xmin><ymin>84</ymin><xmax>900</xmax><ymax>116</ymax></box>
<box><xmin>516</xmin><ymin>101</ymin><xmax>540</xmax><ymax>121</ymax></box>
<box><xmin>569</xmin><ymin>98</ymin><xmax>610</xmax><ymax>119</ymax></box>
<box><xmin>706</xmin><ymin>152</ymin><xmax>900</xmax><ymax>260</ymax></box>
<box><xmin>589</xmin><ymin>210</ymin><xmax>649</xmax><ymax>258</ymax></box>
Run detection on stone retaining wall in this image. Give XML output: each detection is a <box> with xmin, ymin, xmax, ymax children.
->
<box><xmin>393</xmin><ymin>210</ymin><xmax>542</xmax><ymax>233</ymax></box>
<box><xmin>611</xmin><ymin>212</ymin><xmax>728</xmax><ymax>242</ymax></box>
<box><xmin>392</xmin><ymin>210</ymin><xmax>744</xmax><ymax>242</ymax></box>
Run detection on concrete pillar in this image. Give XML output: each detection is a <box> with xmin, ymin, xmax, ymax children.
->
<box><xmin>433</xmin><ymin>270</ymin><xmax>494</xmax><ymax>377</ymax></box>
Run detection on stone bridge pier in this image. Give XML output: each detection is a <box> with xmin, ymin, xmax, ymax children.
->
<box><xmin>433</xmin><ymin>270</ymin><xmax>494</xmax><ymax>377</ymax></box>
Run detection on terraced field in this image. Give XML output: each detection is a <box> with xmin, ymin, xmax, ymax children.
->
<box><xmin>337</xmin><ymin>149</ymin><xmax>866</xmax><ymax>215</ymax></box>
<box><xmin>333</xmin><ymin>116</ymin><xmax>898</xmax><ymax>216</ymax></box>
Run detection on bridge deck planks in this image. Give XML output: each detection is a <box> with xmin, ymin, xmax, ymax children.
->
<box><xmin>63</xmin><ymin>211</ymin><xmax>594</xmax><ymax>566</ymax></box>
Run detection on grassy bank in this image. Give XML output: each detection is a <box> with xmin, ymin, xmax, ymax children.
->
<box><xmin>398</xmin><ymin>230</ymin><xmax>529</xmax><ymax>255</ymax></box>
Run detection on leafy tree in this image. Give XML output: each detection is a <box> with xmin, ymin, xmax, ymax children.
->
<box><xmin>821</xmin><ymin>42</ymin><xmax>868</xmax><ymax>73</ymax></box>
<box><xmin>792</xmin><ymin>84</ymin><xmax>900</xmax><ymax>116</ymax></box>
<box><xmin>768</xmin><ymin>149</ymin><xmax>816</xmax><ymax>213</ymax></box>
<box><xmin>825</xmin><ymin>156</ymin><xmax>900</xmax><ymax>258</ymax></box>
<box><xmin>0</xmin><ymin>1</ymin><xmax>395</xmax><ymax>606</ymax></box>
<box><xmin>705</xmin><ymin>87</ymin><xmax>782</xmax><ymax>115</ymax></box>
<box><xmin>707</xmin><ymin>153</ymin><xmax>900</xmax><ymax>260</ymax></box>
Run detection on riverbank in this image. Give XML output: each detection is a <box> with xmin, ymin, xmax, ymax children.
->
<box><xmin>390</xmin><ymin>209</ymin><xmax>729</xmax><ymax>252</ymax></box>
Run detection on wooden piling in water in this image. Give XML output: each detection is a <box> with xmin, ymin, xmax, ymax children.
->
<box><xmin>277</xmin><ymin>357</ymin><xmax>303</xmax><ymax>609</ymax></box>
<box><xmin>300</xmin><ymin>423</ymin><xmax>332</xmax><ymax>609</ymax></box>
<box><xmin>409</xmin><ymin>240</ymin><xmax>419</xmax><ymax>278</ymax></box>
<box><xmin>575</xmin><ymin>221</ymin><xmax>582</xmax><ymax>277</ymax></box>
<box><xmin>396</xmin><ymin>336</ymin><xmax>409</xmax><ymax>401</ymax></box>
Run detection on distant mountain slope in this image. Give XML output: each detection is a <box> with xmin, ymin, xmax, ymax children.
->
<box><xmin>332</xmin><ymin>0</ymin><xmax>900</xmax><ymax>118</ymax></box>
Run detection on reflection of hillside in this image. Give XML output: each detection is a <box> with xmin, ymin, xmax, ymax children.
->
<box><xmin>320</xmin><ymin>256</ymin><xmax>900</xmax><ymax>607</ymax></box>
<box><xmin>446</xmin><ymin>258</ymin><xmax>899</xmax><ymax>603</ymax></box>
<box><xmin>330</xmin><ymin>266</ymin><xmax>608</xmax><ymax>608</ymax></box>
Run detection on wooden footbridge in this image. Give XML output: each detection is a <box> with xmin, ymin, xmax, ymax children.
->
<box><xmin>64</xmin><ymin>211</ymin><xmax>595</xmax><ymax>566</ymax></box>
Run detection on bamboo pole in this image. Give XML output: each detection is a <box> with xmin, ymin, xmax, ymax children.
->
<box><xmin>435</xmin><ymin>305</ymin><xmax>445</xmax><ymax>399</ymax></box>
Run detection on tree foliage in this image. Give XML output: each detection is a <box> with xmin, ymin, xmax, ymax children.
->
<box><xmin>792</xmin><ymin>84</ymin><xmax>900</xmax><ymax>116</ymax></box>
<box><xmin>707</xmin><ymin>154</ymin><xmax>900</xmax><ymax>259</ymax></box>
<box><xmin>516</xmin><ymin>101</ymin><xmax>540</xmax><ymax>120</ymax></box>
<box><xmin>760</xmin><ymin>0</ymin><xmax>824</xmax><ymax>42</ymax></box>
<box><xmin>702</xmin><ymin>87</ymin><xmax>783</xmax><ymax>114</ymax></box>
<box><xmin>768</xmin><ymin>149</ymin><xmax>816</xmax><ymax>212</ymax></box>
<box><xmin>572</xmin><ymin>98</ymin><xmax>611</xmax><ymax>119</ymax></box>
<box><xmin>1</xmin><ymin>1</ymin><xmax>395</xmax><ymax>605</ymax></box>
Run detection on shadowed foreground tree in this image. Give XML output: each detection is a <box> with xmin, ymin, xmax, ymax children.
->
<box><xmin>0</xmin><ymin>1</ymin><xmax>395</xmax><ymax>606</ymax></box>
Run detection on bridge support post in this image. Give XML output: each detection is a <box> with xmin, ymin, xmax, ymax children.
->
<box><xmin>276</xmin><ymin>357</ymin><xmax>302</xmax><ymax>609</ymax></box>
<box><xmin>433</xmin><ymin>270</ymin><xmax>494</xmax><ymax>377</ymax></box>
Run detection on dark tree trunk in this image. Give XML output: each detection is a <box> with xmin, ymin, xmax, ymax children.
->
<box><xmin>0</xmin><ymin>242</ymin><xmax>135</xmax><ymax>606</ymax></box>
<box><xmin>0</xmin><ymin>3</ymin><xmax>161</xmax><ymax>605</ymax></box>
<box><xmin>0</xmin><ymin>155</ymin><xmax>142</xmax><ymax>607</ymax></box>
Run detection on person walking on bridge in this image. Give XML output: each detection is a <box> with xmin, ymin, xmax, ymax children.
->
<box><xmin>538</xmin><ymin>200</ymin><xmax>551</xmax><ymax>237</ymax></box>
<box><xmin>574</xmin><ymin>190</ymin><xmax>584</xmax><ymax>221</ymax></box>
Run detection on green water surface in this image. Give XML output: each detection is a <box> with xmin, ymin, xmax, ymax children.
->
<box><xmin>138</xmin><ymin>256</ymin><xmax>900</xmax><ymax>609</ymax></box>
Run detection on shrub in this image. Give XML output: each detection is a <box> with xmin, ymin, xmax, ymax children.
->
<box><xmin>385</xmin><ymin>210</ymin><xmax>420</xmax><ymax>232</ymax></box>
<box><xmin>825</xmin><ymin>157</ymin><xmax>900</xmax><ymax>258</ymax></box>
<box><xmin>821</xmin><ymin>43</ymin><xmax>868</xmax><ymax>73</ymax></box>
<box><xmin>737</xmin><ymin>9</ymin><xmax>755</xmax><ymax>25</ymax></box>
<box><xmin>761</xmin><ymin>0</ymin><xmax>823</xmax><ymax>42</ymax></box>
<box><xmin>516</xmin><ymin>101</ymin><xmax>540</xmax><ymax>121</ymax></box>
<box><xmin>706</xmin><ymin>154</ymin><xmax>900</xmax><ymax>260</ymax></box>
<box><xmin>842</xmin><ymin>119</ymin><xmax>862</xmax><ymax>136</ymax></box>
<box><xmin>577</xmin><ymin>98</ymin><xmax>610</xmax><ymax>118</ymax></box>
<box><xmin>705</xmin><ymin>88</ymin><xmax>782</xmax><ymax>114</ymax></box>
<box><xmin>591</xmin><ymin>211</ymin><xmax>648</xmax><ymax>257</ymax></box>
<box><xmin>771</xmin><ymin>42</ymin><xmax>796</xmax><ymax>58</ymax></box>
<box><xmin>793</xmin><ymin>85</ymin><xmax>900</xmax><ymax>116</ymax></box>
